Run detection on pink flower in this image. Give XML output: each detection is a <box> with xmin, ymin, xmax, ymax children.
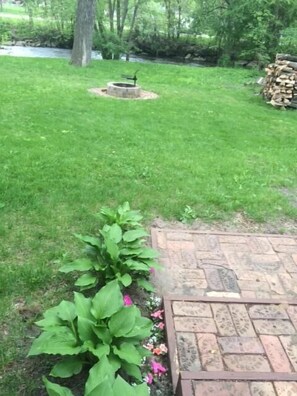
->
<box><xmin>159</xmin><ymin>344</ymin><xmax>168</xmax><ymax>354</ymax></box>
<box><xmin>153</xmin><ymin>347</ymin><xmax>162</xmax><ymax>355</ymax></box>
<box><xmin>123</xmin><ymin>294</ymin><xmax>133</xmax><ymax>306</ymax></box>
<box><xmin>151</xmin><ymin>309</ymin><xmax>164</xmax><ymax>319</ymax></box>
<box><xmin>144</xmin><ymin>343</ymin><xmax>154</xmax><ymax>351</ymax></box>
<box><xmin>149</xmin><ymin>267</ymin><xmax>155</xmax><ymax>274</ymax></box>
<box><xmin>157</xmin><ymin>322</ymin><xmax>165</xmax><ymax>330</ymax></box>
<box><xmin>151</xmin><ymin>360</ymin><xmax>167</xmax><ymax>376</ymax></box>
<box><xmin>145</xmin><ymin>372</ymin><xmax>154</xmax><ymax>384</ymax></box>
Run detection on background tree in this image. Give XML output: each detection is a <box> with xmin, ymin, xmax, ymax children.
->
<box><xmin>94</xmin><ymin>0</ymin><xmax>145</xmax><ymax>60</ymax></box>
<box><xmin>71</xmin><ymin>0</ymin><xmax>96</xmax><ymax>66</ymax></box>
<box><xmin>193</xmin><ymin>0</ymin><xmax>297</xmax><ymax>65</ymax></box>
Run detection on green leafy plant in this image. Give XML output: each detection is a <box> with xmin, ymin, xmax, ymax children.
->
<box><xmin>59</xmin><ymin>203</ymin><xmax>160</xmax><ymax>292</ymax></box>
<box><xmin>180</xmin><ymin>205</ymin><xmax>197</xmax><ymax>224</ymax></box>
<box><xmin>28</xmin><ymin>281</ymin><xmax>152</xmax><ymax>391</ymax></box>
<box><xmin>43</xmin><ymin>357</ymin><xmax>150</xmax><ymax>395</ymax></box>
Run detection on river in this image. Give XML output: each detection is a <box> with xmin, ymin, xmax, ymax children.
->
<box><xmin>0</xmin><ymin>45</ymin><xmax>209</xmax><ymax>67</ymax></box>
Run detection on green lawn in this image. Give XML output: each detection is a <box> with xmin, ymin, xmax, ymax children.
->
<box><xmin>0</xmin><ymin>56</ymin><xmax>297</xmax><ymax>394</ymax></box>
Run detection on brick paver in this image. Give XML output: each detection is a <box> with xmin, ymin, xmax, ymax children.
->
<box><xmin>152</xmin><ymin>229</ymin><xmax>297</xmax><ymax>395</ymax></box>
<box><xmin>152</xmin><ymin>229</ymin><xmax>297</xmax><ymax>298</ymax></box>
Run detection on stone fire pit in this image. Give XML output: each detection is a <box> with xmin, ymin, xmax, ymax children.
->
<box><xmin>107</xmin><ymin>82</ymin><xmax>141</xmax><ymax>98</ymax></box>
<box><xmin>88</xmin><ymin>83</ymin><xmax>158</xmax><ymax>100</ymax></box>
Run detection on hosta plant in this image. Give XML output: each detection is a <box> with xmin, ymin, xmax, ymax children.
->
<box><xmin>43</xmin><ymin>356</ymin><xmax>150</xmax><ymax>395</ymax></box>
<box><xmin>28</xmin><ymin>281</ymin><xmax>152</xmax><ymax>390</ymax></box>
<box><xmin>59</xmin><ymin>203</ymin><xmax>160</xmax><ymax>291</ymax></box>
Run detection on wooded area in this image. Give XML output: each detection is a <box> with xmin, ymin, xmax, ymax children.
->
<box><xmin>1</xmin><ymin>0</ymin><xmax>297</xmax><ymax>66</ymax></box>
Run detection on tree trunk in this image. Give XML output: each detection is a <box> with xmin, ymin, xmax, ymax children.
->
<box><xmin>71</xmin><ymin>0</ymin><xmax>96</xmax><ymax>67</ymax></box>
<box><xmin>177</xmin><ymin>1</ymin><xmax>182</xmax><ymax>39</ymax></box>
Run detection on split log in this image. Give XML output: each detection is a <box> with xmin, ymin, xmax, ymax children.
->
<box><xmin>276</xmin><ymin>54</ymin><xmax>297</xmax><ymax>62</ymax></box>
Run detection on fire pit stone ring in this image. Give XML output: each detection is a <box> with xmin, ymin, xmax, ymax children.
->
<box><xmin>107</xmin><ymin>82</ymin><xmax>141</xmax><ymax>98</ymax></box>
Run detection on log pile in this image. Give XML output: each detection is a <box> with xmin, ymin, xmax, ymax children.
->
<box><xmin>263</xmin><ymin>54</ymin><xmax>297</xmax><ymax>109</ymax></box>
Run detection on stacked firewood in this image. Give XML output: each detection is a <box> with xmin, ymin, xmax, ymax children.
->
<box><xmin>263</xmin><ymin>54</ymin><xmax>297</xmax><ymax>109</ymax></box>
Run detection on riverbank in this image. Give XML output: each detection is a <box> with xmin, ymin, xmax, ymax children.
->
<box><xmin>0</xmin><ymin>45</ymin><xmax>213</xmax><ymax>67</ymax></box>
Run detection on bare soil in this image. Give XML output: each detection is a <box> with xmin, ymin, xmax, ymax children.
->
<box><xmin>151</xmin><ymin>212</ymin><xmax>297</xmax><ymax>235</ymax></box>
<box><xmin>88</xmin><ymin>88</ymin><xmax>159</xmax><ymax>100</ymax></box>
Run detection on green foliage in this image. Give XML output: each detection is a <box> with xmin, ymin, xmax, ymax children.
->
<box><xmin>43</xmin><ymin>376</ymin><xmax>74</xmax><ymax>396</ymax></box>
<box><xmin>43</xmin><ymin>368</ymin><xmax>149</xmax><ymax>395</ymax></box>
<box><xmin>0</xmin><ymin>19</ymin><xmax>73</xmax><ymax>48</ymax></box>
<box><xmin>28</xmin><ymin>280</ymin><xmax>152</xmax><ymax>392</ymax></box>
<box><xmin>180</xmin><ymin>205</ymin><xmax>197</xmax><ymax>224</ymax></box>
<box><xmin>93</xmin><ymin>31</ymin><xmax>128</xmax><ymax>60</ymax></box>
<box><xmin>59</xmin><ymin>203</ymin><xmax>160</xmax><ymax>291</ymax></box>
<box><xmin>193</xmin><ymin>0</ymin><xmax>297</xmax><ymax>62</ymax></box>
<box><xmin>278</xmin><ymin>28</ymin><xmax>297</xmax><ymax>55</ymax></box>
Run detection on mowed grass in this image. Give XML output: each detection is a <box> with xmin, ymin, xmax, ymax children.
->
<box><xmin>0</xmin><ymin>56</ymin><xmax>297</xmax><ymax>393</ymax></box>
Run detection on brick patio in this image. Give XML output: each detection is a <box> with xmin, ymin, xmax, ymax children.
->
<box><xmin>151</xmin><ymin>229</ymin><xmax>297</xmax><ymax>396</ymax></box>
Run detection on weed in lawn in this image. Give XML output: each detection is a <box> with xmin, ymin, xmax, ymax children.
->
<box><xmin>180</xmin><ymin>205</ymin><xmax>197</xmax><ymax>223</ymax></box>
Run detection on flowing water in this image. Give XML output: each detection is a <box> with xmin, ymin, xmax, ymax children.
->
<box><xmin>0</xmin><ymin>45</ymin><xmax>210</xmax><ymax>67</ymax></box>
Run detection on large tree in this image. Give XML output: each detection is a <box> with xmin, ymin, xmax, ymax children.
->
<box><xmin>71</xmin><ymin>0</ymin><xmax>97</xmax><ymax>66</ymax></box>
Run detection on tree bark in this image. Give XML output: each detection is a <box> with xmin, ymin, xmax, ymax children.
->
<box><xmin>71</xmin><ymin>0</ymin><xmax>96</xmax><ymax>67</ymax></box>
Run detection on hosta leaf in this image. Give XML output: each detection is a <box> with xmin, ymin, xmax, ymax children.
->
<box><xmin>121</xmin><ymin>362</ymin><xmax>142</xmax><ymax>381</ymax></box>
<box><xmin>107</xmin><ymin>353</ymin><xmax>121</xmax><ymax>371</ymax></box>
<box><xmin>35</xmin><ymin>306</ymin><xmax>62</xmax><ymax>329</ymax></box>
<box><xmin>136</xmin><ymin>278</ymin><xmax>155</xmax><ymax>292</ymax></box>
<box><xmin>28</xmin><ymin>328</ymin><xmax>81</xmax><ymax>356</ymax></box>
<box><xmin>91</xmin><ymin>280</ymin><xmax>123</xmax><ymax>319</ymax></box>
<box><xmin>77</xmin><ymin>317</ymin><xmax>96</xmax><ymax>343</ymax></box>
<box><xmin>117</xmin><ymin>201</ymin><xmax>130</xmax><ymax>215</ymax></box>
<box><xmin>141</xmin><ymin>259</ymin><xmax>162</xmax><ymax>270</ymax></box>
<box><xmin>42</xmin><ymin>377</ymin><xmax>74</xmax><ymax>396</ymax></box>
<box><xmin>35</xmin><ymin>316</ymin><xmax>62</xmax><ymax>330</ymax></box>
<box><xmin>113</xmin><ymin>343</ymin><xmax>142</xmax><ymax>365</ymax></box>
<box><xmin>50</xmin><ymin>357</ymin><xmax>83</xmax><ymax>378</ymax></box>
<box><xmin>138</xmin><ymin>248</ymin><xmax>159</xmax><ymax>259</ymax></box>
<box><xmin>100</xmin><ymin>206</ymin><xmax>116</xmax><ymax>220</ymax></box>
<box><xmin>134</xmin><ymin>383</ymin><xmax>150</xmax><ymax>396</ymax></box>
<box><xmin>125</xmin><ymin>316</ymin><xmax>152</xmax><ymax>340</ymax></box>
<box><xmin>136</xmin><ymin>345</ymin><xmax>152</xmax><ymax>358</ymax></box>
<box><xmin>125</xmin><ymin>260</ymin><xmax>149</xmax><ymax>272</ymax></box>
<box><xmin>88</xmin><ymin>344</ymin><xmax>110</xmax><ymax>359</ymax></box>
<box><xmin>109</xmin><ymin>223</ymin><xmax>123</xmax><ymax>243</ymax></box>
<box><xmin>74</xmin><ymin>293</ymin><xmax>96</xmax><ymax>342</ymax></box>
<box><xmin>59</xmin><ymin>259</ymin><xmax>93</xmax><ymax>273</ymax></box>
<box><xmin>57</xmin><ymin>301</ymin><xmax>77</xmax><ymax>323</ymax></box>
<box><xmin>120</xmin><ymin>248</ymin><xmax>143</xmax><ymax>256</ymax></box>
<box><xmin>119</xmin><ymin>273</ymin><xmax>132</xmax><ymax>287</ymax></box>
<box><xmin>75</xmin><ymin>273</ymin><xmax>97</xmax><ymax>288</ymax></box>
<box><xmin>108</xmin><ymin>306</ymin><xmax>137</xmax><ymax>337</ymax></box>
<box><xmin>121</xmin><ymin>210</ymin><xmax>143</xmax><ymax>224</ymax></box>
<box><xmin>105</xmin><ymin>238</ymin><xmax>119</xmax><ymax>261</ymax></box>
<box><xmin>112</xmin><ymin>375</ymin><xmax>135</xmax><ymax>396</ymax></box>
<box><xmin>85</xmin><ymin>356</ymin><xmax>115</xmax><ymax>396</ymax></box>
<box><xmin>92</xmin><ymin>324</ymin><xmax>112</xmax><ymax>344</ymax></box>
<box><xmin>87</xmin><ymin>380</ymin><xmax>114</xmax><ymax>396</ymax></box>
<box><xmin>74</xmin><ymin>293</ymin><xmax>93</xmax><ymax>318</ymax></box>
<box><xmin>75</xmin><ymin>234</ymin><xmax>101</xmax><ymax>248</ymax></box>
<box><xmin>123</xmin><ymin>229</ymin><xmax>148</xmax><ymax>242</ymax></box>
